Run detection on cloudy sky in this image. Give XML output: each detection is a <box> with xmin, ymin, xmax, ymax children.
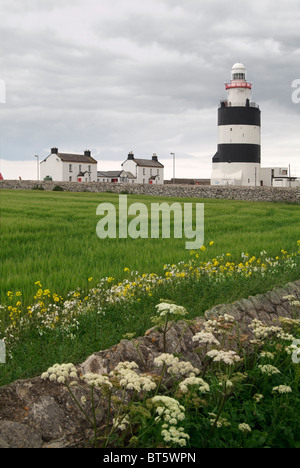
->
<box><xmin>0</xmin><ymin>0</ymin><xmax>299</xmax><ymax>180</ymax></box>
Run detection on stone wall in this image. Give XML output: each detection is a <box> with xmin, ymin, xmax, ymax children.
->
<box><xmin>1</xmin><ymin>179</ymin><xmax>300</xmax><ymax>203</ymax></box>
<box><xmin>0</xmin><ymin>279</ymin><xmax>299</xmax><ymax>448</ymax></box>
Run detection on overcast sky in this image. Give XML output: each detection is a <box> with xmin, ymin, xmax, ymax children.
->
<box><xmin>0</xmin><ymin>0</ymin><xmax>299</xmax><ymax>180</ymax></box>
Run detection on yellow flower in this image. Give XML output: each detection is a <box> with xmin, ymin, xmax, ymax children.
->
<box><xmin>200</xmin><ymin>245</ymin><xmax>206</xmax><ymax>251</ymax></box>
<box><xmin>209</xmin><ymin>241</ymin><xmax>214</xmax><ymax>246</ymax></box>
<box><xmin>88</xmin><ymin>277</ymin><xmax>93</xmax><ymax>282</ymax></box>
<box><xmin>124</xmin><ymin>268</ymin><xmax>130</xmax><ymax>272</ymax></box>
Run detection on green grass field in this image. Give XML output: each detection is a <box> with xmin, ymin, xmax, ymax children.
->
<box><xmin>1</xmin><ymin>189</ymin><xmax>299</xmax><ymax>305</ymax></box>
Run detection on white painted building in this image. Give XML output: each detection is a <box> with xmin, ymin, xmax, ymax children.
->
<box><xmin>40</xmin><ymin>148</ymin><xmax>98</xmax><ymax>182</ymax></box>
<box><xmin>121</xmin><ymin>152</ymin><xmax>164</xmax><ymax>184</ymax></box>
<box><xmin>260</xmin><ymin>167</ymin><xmax>300</xmax><ymax>187</ymax></box>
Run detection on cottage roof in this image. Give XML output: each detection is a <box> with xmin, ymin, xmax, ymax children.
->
<box><xmin>133</xmin><ymin>158</ymin><xmax>164</xmax><ymax>168</ymax></box>
<box><xmin>57</xmin><ymin>153</ymin><xmax>97</xmax><ymax>164</ymax></box>
<box><xmin>97</xmin><ymin>170</ymin><xmax>136</xmax><ymax>179</ymax></box>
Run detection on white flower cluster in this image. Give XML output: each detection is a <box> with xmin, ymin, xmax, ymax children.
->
<box><xmin>154</xmin><ymin>353</ymin><xmax>200</xmax><ymax>377</ymax></box>
<box><xmin>238</xmin><ymin>423</ymin><xmax>252</xmax><ymax>433</ymax></box>
<box><xmin>258</xmin><ymin>364</ymin><xmax>281</xmax><ymax>376</ymax></box>
<box><xmin>155</xmin><ymin>302</ymin><xmax>188</xmax><ymax>317</ymax></box>
<box><xmin>206</xmin><ymin>349</ymin><xmax>241</xmax><ymax>365</ymax></box>
<box><xmin>112</xmin><ymin>361</ymin><xmax>156</xmax><ymax>393</ymax></box>
<box><xmin>152</xmin><ymin>395</ymin><xmax>189</xmax><ymax>446</ymax></box>
<box><xmin>272</xmin><ymin>385</ymin><xmax>292</xmax><ymax>394</ymax></box>
<box><xmin>249</xmin><ymin>319</ymin><xmax>282</xmax><ymax>341</ymax></box>
<box><xmin>208</xmin><ymin>412</ymin><xmax>231</xmax><ymax>428</ymax></box>
<box><xmin>259</xmin><ymin>351</ymin><xmax>275</xmax><ymax>360</ymax></box>
<box><xmin>41</xmin><ymin>363</ymin><xmax>78</xmax><ymax>384</ymax></box>
<box><xmin>113</xmin><ymin>414</ymin><xmax>130</xmax><ymax>432</ymax></box>
<box><xmin>161</xmin><ymin>426</ymin><xmax>189</xmax><ymax>447</ymax></box>
<box><xmin>192</xmin><ymin>330</ymin><xmax>220</xmax><ymax>346</ymax></box>
<box><xmin>82</xmin><ymin>372</ymin><xmax>112</xmax><ymax>389</ymax></box>
<box><xmin>179</xmin><ymin>376</ymin><xmax>210</xmax><ymax>394</ymax></box>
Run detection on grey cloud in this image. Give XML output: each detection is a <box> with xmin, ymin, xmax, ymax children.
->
<box><xmin>0</xmin><ymin>0</ymin><xmax>299</xmax><ymax>176</ymax></box>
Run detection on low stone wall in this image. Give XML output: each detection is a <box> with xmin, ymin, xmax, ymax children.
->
<box><xmin>0</xmin><ymin>279</ymin><xmax>299</xmax><ymax>448</ymax></box>
<box><xmin>1</xmin><ymin>179</ymin><xmax>299</xmax><ymax>203</ymax></box>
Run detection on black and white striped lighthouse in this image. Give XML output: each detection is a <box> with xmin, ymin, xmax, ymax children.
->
<box><xmin>211</xmin><ymin>62</ymin><xmax>261</xmax><ymax>186</ymax></box>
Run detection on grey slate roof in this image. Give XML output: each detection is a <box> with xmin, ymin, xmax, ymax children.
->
<box><xmin>57</xmin><ymin>153</ymin><xmax>97</xmax><ymax>164</ymax></box>
<box><xmin>132</xmin><ymin>158</ymin><xmax>164</xmax><ymax>168</ymax></box>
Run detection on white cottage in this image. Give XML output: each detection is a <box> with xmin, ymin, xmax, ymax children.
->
<box><xmin>121</xmin><ymin>152</ymin><xmax>164</xmax><ymax>184</ymax></box>
<box><xmin>40</xmin><ymin>148</ymin><xmax>98</xmax><ymax>182</ymax></box>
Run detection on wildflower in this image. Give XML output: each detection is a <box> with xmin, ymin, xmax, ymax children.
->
<box><xmin>124</xmin><ymin>268</ymin><xmax>130</xmax><ymax>272</ymax></box>
<box><xmin>192</xmin><ymin>330</ymin><xmax>220</xmax><ymax>346</ymax></box>
<box><xmin>154</xmin><ymin>353</ymin><xmax>178</xmax><ymax>367</ymax></box>
<box><xmin>209</xmin><ymin>413</ymin><xmax>230</xmax><ymax>428</ymax></box>
<box><xmin>161</xmin><ymin>426</ymin><xmax>190</xmax><ymax>447</ymax></box>
<box><xmin>258</xmin><ymin>364</ymin><xmax>280</xmax><ymax>376</ymax></box>
<box><xmin>152</xmin><ymin>395</ymin><xmax>186</xmax><ymax>425</ymax></box>
<box><xmin>206</xmin><ymin>349</ymin><xmax>241</xmax><ymax>365</ymax></box>
<box><xmin>88</xmin><ymin>277</ymin><xmax>93</xmax><ymax>282</ymax></box>
<box><xmin>167</xmin><ymin>359</ymin><xmax>200</xmax><ymax>377</ymax></box>
<box><xmin>113</xmin><ymin>414</ymin><xmax>130</xmax><ymax>432</ymax></box>
<box><xmin>272</xmin><ymin>385</ymin><xmax>292</xmax><ymax>394</ymax></box>
<box><xmin>82</xmin><ymin>373</ymin><xmax>113</xmax><ymax>389</ymax></box>
<box><xmin>155</xmin><ymin>302</ymin><xmax>188</xmax><ymax>317</ymax></box>
<box><xmin>112</xmin><ymin>361</ymin><xmax>156</xmax><ymax>392</ymax></box>
<box><xmin>238</xmin><ymin>423</ymin><xmax>252</xmax><ymax>433</ymax></box>
<box><xmin>179</xmin><ymin>376</ymin><xmax>210</xmax><ymax>394</ymax></box>
<box><xmin>253</xmin><ymin>393</ymin><xmax>263</xmax><ymax>403</ymax></box>
<box><xmin>259</xmin><ymin>351</ymin><xmax>275</xmax><ymax>360</ymax></box>
<box><xmin>41</xmin><ymin>363</ymin><xmax>79</xmax><ymax>382</ymax></box>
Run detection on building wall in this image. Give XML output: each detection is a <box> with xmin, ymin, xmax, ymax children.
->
<box><xmin>40</xmin><ymin>154</ymin><xmax>63</xmax><ymax>181</ymax></box>
<box><xmin>122</xmin><ymin>160</ymin><xmax>164</xmax><ymax>184</ymax></box>
<box><xmin>211</xmin><ymin>162</ymin><xmax>261</xmax><ymax>186</ymax></box>
<box><xmin>218</xmin><ymin>124</ymin><xmax>260</xmax><ymax>145</ymax></box>
<box><xmin>62</xmin><ymin>162</ymin><xmax>97</xmax><ymax>182</ymax></box>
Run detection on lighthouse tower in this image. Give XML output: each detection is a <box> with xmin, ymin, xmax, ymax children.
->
<box><xmin>211</xmin><ymin>62</ymin><xmax>261</xmax><ymax>186</ymax></box>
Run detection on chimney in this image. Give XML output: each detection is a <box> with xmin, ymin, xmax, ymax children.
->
<box><xmin>152</xmin><ymin>153</ymin><xmax>158</xmax><ymax>162</ymax></box>
<box><xmin>51</xmin><ymin>147</ymin><xmax>58</xmax><ymax>154</ymax></box>
<box><xmin>128</xmin><ymin>151</ymin><xmax>134</xmax><ymax>160</ymax></box>
<box><xmin>84</xmin><ymin>150</ymin><xmax>91</xmax><ymax>157</ymax></box>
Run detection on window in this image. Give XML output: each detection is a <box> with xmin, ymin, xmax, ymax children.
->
<box><xmin>157</xmin><ymin>169</ymin><xmax>159</xmax><ymax>175</ymax></box>
<box><xmin>150</xmin><ymin>169</ymin><xmax>152</xmax><ymax>175</ymax></box>
<box><xmin>143</xmin><ymin>168</ymin><xmax>145</xmax><ymax>175</ymax></box>
<box><xmin>232</xmin><ymin>73</ymin><xmax>245</xmax><ymax>80</ymax></box>
<box><xmin>69</xmin><ymin>176</ymin><xmax>72</xmax><ymax>181</ymax></box>
<box><xmin>143</xmin><ymin>179</ymin><xmax>145</xmax><ymax>184</ymax></box>
<box><xmin>88</xmin><ymin>165</ymin><xmax>91</xmax><ymax>172</ymax></box>
<box><xmin>69</xmin><ymin>164</ymin><xmax>72</xmax><ymax>172</ymax></box>
<box><xmin>79</xmin><ymin>165</ymin><xmax>82</xmax><ymax>172</ymax></box>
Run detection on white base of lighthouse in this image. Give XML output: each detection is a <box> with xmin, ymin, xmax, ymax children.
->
<box><xmin>211</xmin><ymin>162</ymin><xmax>261</xmax><ymax>186</ymax></box>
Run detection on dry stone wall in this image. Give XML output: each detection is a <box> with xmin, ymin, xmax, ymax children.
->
<box><xmin>1</xmin><ymin>179</ymin><xmax>300</xmax><ymax>203</ymax></box>
<box><xmin>0</xmin><ymin>279</ymin><xmax>299</xmax><ymax>448</ymax></box>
